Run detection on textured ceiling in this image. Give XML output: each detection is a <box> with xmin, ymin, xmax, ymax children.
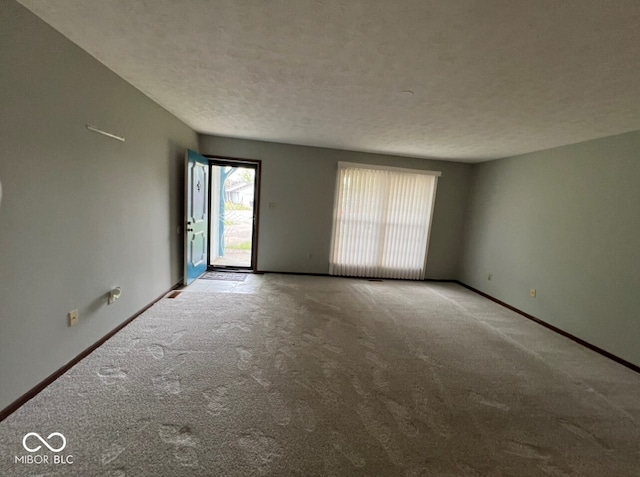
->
<box><xmin>18</xmin><ymin>0</ymin><xmax>640</xmax><ymax>162</ymax></box>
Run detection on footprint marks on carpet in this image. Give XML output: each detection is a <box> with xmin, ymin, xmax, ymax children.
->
<box><xmin>358</xmin><ymin>337</ymin><xmax>377</xmax><ymax>350</ymax></box>
<box><xmin>414</xmin><ymin>348</ymin><xmax>445</xmax><ymax>370</ymax></box>
<box><xmin>238</xmin><ymin>432</ymin><xmax>283</xmax><ymax>476</ymax></box>
<box><xmin>158</xmin><ymin>424</ymin><xmax>198</xmax><ymax>446</ymax></box>
<box><xmin>372</xmin><ymin>368</ymin><xmax>390</xmax><ymax>390</ymax></box>
<box><xmin>320</xmin><ymin>358</ymin><xmax>340</xmax><ymax>382</ymax></box>
<box><xmin>301</xmin><ymin>328</ymin><xmax>344</xmax><ymax>356</ymax></box>
<box><xmin>146</xmin><ymin>339</ymin><xmax>189</xmax><ymax>380</ymax></box>
<box><xmin>322</xmin><ymin>453</ymin><xmax>347</xmax><ymax>477</ymax></box>
<box><xmin>311</xmin><ymin>379</ymin><xmax>342</xmax><ymax>407</ymax></box>
<box><xmin>214</xmin><ymin>320</ymin><xmax>253</xmax><ymax>334</ymax></box>
<box><xmin>165</xmin><ymin>352</ymin><xmax>188</xmax><ymax>372</ymax></box>
<box><xmin>403</xmin><ymin>467</ymin><xmax>429</xmax><ymax>477</ymax></box>
<box><xmin>236</xmin><ymin>346</ymin><xmax>253</xmax><ymax>371</ymax></box>
<box><xmin>537</xmin><ymin>463</ymin><xmax>575</xmax><ymax>476</ymax></box>
<box><xmin>502</xmin><ymin>439</ymin><xmax>551</xmax><ymax>460</ymax></box>
<box><xmin>322</xmin><ymin>343</ymin><xmax>344</xmax><ymax>355</ymax></box>
<box><xmin>295</xmin><ymin>400</ymin><xmax>316</xmax><ymax>432</ymax></box>
<box><xmin>100</xmin><ymin>468</ymin><xmax>126</xmax><ymax>477</ymax></box>
<box><xmin>158</xmin><ymin>424</ymin><xmax>200</xmax><ymax>467</ymax></box>
<box><xmin>382</xmin><ymin>398</ymin><xmax>419</xmax><ymax>437</ymax></box>
<box><xmin>264</xmin><ymin>337</ymin><xmax>277</xmax><ymax>354</ymax></box>
<box><xmin>278</xmin><ymin>344</ymin><xmax>297</xmax><ymax>360</ymax></box>
<box><xmin>412</xmin><ymin>390</ymin><xmax>452</xmax><ymax>439</ymax></box>
<box><xmin>467</xmin><ymin>392</ymin><xmax>510</xmax><ymax>412</ymax></box>
<box><xmin>174</xmin><ymin>446</ymin><xmax>199</xmax><ymax>467</ymax></box>
<box><xmin>202</xmin><ymin>385</ymin><xmax>229</xmax><ymax>416</ymax></box>
<box><xmin>250</xmin><ymin>367</ymin><xmax>272</xmax><ymax>389</ymax></box>
<box><xmin>133</xmin><ymin>417</ymin><xmax>152</xmax><ymax>432</ymax></box>
<box><xmin>147</xmin><ymin>344</ymin><xmax>165</xmax><ymax>360</ymax></box>
<box><xmin>455</xmin><ymin>460</ymin><xmax>490</xmax><ymax>476</ymax></box>
<box><xmin>163</xmin><ymin>329</ymin><xmax>187</xmax><ymax>346</ymax></box>
<box><xmin>152</xmin><ymin>373</ymin><xmax>182</xmax><ymax>396</ymax></box>
<box><xmin>357</xmin><ymin>403</ymin><xmax>403</xmax><ymax>466</ymax></box>
<box><xmin>274</xmin><ymin>353</ymin><xmax>288</xmax><ymax>373</ymax></box>
<box><xmin>111</xmin><ymin>346</ymin><xmax>135</xmax><ymax>357</ymax></box>
<box><xmin>234</xmin><ymin>322</ymin><xmax>253</xmax><ymax>332</ymax></box>
<box><xmin>293</xmin><ymin>377</ymin><xmax>315</xmax><ymax>393</ymax></box>
<box><xmin>365</xmin><ymin>351</ymin><xmax>388</xmax><ymax>369</ymax></box>
<box><xmin>149</xmin><ymin>350</ymin><xmax>189</xmax><ymax>396</ymax></box>
<box><xmin>350</xmin><ymin>374</ymin><xmax>371</xmax><ymax>398</ymax></box>
<box><xmin>97</xmin><ymin>365</ymin><xmax>128</xmax><ymax>385</ymax></box>
<box><xmin>213</xmin><ymin>322</ymin><xmax>232</xmax><ymax>334</ymax></box>
<box><xmin>404</xmin><ymin>463</ymin><xmax>475</xmax><ymax>477</ymax></box>
<box><xmin>268</xmin><ymin>391</ymin><xmax>292</xmax><ymax>426</ymax></box>
<box><xmin>360</xmin><ymin>326</ymin><xmax>377</xmax><ymax>342</ymax></box>
<box><xmin>127</xmin><ymin>336</ymin><xmax>143</xmax><ymax>348</ymax></box>
<box><xmin>101</xmin><ymin>443</ymin><xmax>125</xmax><ymax>466</ymax></box>
<box><xmin>329</xmin><ymin>430</ymin><xmax>366</xmax><ymax>468</ymax></box>
<box><xmin>558</xmin><ymin>419</ymin><xmax>612</xmax><ymax>452</ymax></box>
<box><xmin>302</xmin><ymin>332</ymin><xmax>322</xmax><ymax>345</ymax></box>
<box><xmin>366</xmin><ymin>352</ymin><xmax>390</xmax><ymax>390</ymax></box>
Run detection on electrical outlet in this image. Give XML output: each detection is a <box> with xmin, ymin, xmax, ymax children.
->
<box><xmin>530</xmin><ymin>289</ymin><xmax>537</xmax><ymax>298</ymax></box>
<box><xmin>487</xmin><ymin>273</ymin><xmax>493</xmax><ymax>281</ymax></box>
<box><xmin>69</xmin><ymin>309</ymin><xmax>79</xmax><ymax>326</ymax></box>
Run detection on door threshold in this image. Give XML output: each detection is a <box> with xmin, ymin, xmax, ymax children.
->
<box><xmin>208</xmin><ymin>267</ymin><xmax>252</xmax><ymax>273</ymax></box>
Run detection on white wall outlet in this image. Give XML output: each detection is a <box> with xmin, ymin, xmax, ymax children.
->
<box><xmin>530</xmin><ymin>288</ymin><xmax>537</xmax><ymax>298</ymax></box>
<box><xmin>68</xmin><ymin>309</ymin><xmax>79</xmax><ymax>326</ymax></box>
<box><xmin>487</xmin><ymin>273</ymin><xmax>493</xmax><ymax>281</ymax></box>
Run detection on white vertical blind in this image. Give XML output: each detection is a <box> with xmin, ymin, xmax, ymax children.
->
<box><xmin>329</xmin><ymin>163</ymin><xmax>440</xmax><ymax>280</ymax></box>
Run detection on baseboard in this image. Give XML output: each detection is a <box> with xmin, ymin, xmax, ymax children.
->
<box><xmin>456</xmin><ymin>281</ymin><xmax>640</xmax><ymax>375</ymax></box>
<box><xmin>256</xmin><ymin>270</ymin><xmax>329</xmax><ymax>277</ymax></box>
<box><xmin>257</xmin><ymin>270</ymin><xmax>457</xmax><ymax>282</ymax></box>
<box><xmin>0</xmin><ymin>282</ymin><xmax>182</xmax><ymax>423</ymax></box>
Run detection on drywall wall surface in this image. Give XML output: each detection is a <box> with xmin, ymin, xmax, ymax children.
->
<box><xmin>460</xmin><ymin>130</ymin><xmax>640</xmax><ymax>366</ymax></box>
<box><xmin>0</xmin><ymin>1</ymin><xmax>198</xmax><ymax>410</ymax></box>
<box><xmin>199</xmin><ymin>135</ymin><xmax>472</xmax><ymax>278</ymax></box>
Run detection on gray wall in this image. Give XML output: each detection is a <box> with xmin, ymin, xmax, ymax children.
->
<box><xmin>460</xmin><ymin>130</ymin><xmax>640</xmax><ymax>366</ymax></box>
<box><xmin>199</xmin><ymin>135</ymin><xmax>473</xmax><ymax>278</ymax></box>
<box><xmin>0</xmin><ymin>1</ymin><xmax>198</xmax><ymax>409</ymax></box>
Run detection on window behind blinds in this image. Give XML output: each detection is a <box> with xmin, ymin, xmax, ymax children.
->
<box><xmin>329</xmin><ymin>163</ymin><xmax>440</xmax><ymax>280</ymax></box>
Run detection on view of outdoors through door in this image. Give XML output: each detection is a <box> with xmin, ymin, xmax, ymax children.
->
<box><xmin>210</xmin><ymin>164</ymin><xmax>256</xmax><ymax>268</ymax></box>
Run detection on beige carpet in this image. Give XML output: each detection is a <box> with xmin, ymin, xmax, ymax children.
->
<box><xmin>1</xmin><ymin>274</ymin><xmax>639</xmax><ymax>476</ymax></box>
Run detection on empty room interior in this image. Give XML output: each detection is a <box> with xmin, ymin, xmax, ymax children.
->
<box><xmin>1</xmin><ymin>1</ymin><xmax>640</xmax><ymax>476</ymax></box>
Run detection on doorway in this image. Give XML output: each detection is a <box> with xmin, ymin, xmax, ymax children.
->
<box><xmin>208</xmin><ymin>157</ymin><xmax>260</xmax><ymax>270</ymax></box>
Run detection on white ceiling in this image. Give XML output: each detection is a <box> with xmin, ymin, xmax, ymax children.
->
<box><xmin>18</xmin><ymin>0</ymin><xmax>640</xmax><ymax>162</ymax></box>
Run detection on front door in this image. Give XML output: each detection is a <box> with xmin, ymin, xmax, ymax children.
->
<box><xmin>209</xmin><ymin>159</ymin><xmax>260</xmax><ymax>270</ymax></box>
<box><xmin>184</xmin><ymin>150</ymin><xmax>209</xmax><ymax>285</ymax></box>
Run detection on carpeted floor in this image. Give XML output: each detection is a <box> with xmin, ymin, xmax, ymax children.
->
<box><xmin>1</xmin><ymin>274</ymin><xmax>639</xmax><ymax>476</ymax></box>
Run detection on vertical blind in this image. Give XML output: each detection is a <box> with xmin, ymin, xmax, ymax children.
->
<box><xmin>329</xmin><ymin>163</ymin><xmax>440</xmax><ymax>280</ymax></box>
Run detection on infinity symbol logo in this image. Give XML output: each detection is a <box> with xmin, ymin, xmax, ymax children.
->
<box><xmin>22</xmin><ymin>432</ymin><xmax>67</xmax><ymax>453</ymax></box>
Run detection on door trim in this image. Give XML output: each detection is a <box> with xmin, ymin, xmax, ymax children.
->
<box><xmin>205</xmin><ymin>155</ymin><xmax>262</xmax><ymax>272</ymax></box>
